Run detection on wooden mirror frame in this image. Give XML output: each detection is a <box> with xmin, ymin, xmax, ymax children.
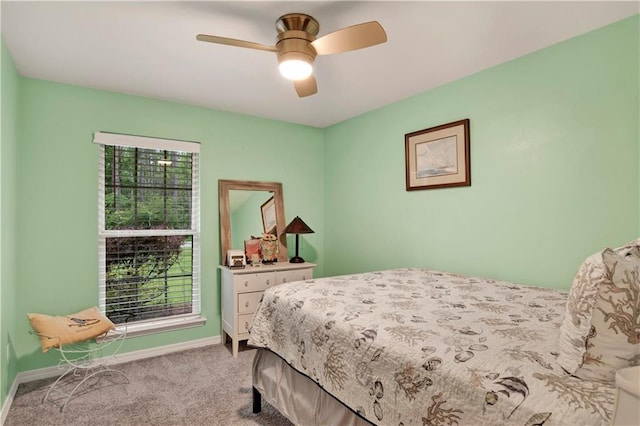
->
<box><xmin>218</xmin><ymin>179</ymin><xmax>288</xmax><ymax>265</ymax></box>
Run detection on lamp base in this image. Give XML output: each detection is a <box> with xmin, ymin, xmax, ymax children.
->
<box><xmin>289</xmin><ymin>256</ymin><xmax>305</xmax><ymax>263</ymax></box>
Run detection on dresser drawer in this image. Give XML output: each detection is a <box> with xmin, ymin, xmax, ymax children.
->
<box><xmin>238</xmin><ymin>291</ymin><xmax>264</xmax><ymax>314</ymax></box>
<box><xmin>277</xmin><ymin>268</ymin><xmax>312</xmax><ymax>285</ymax></box>
<box><xmin>238</xmin><ymin>313</ymin><xmax>254</xmax><ymax>335</ymax></box>
<box><xmin>234</xmin><ymin>272</ymin><xmax>276</xmax><ymax>293</ymax></box>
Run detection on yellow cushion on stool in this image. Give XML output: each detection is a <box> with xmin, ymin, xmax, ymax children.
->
<box><xmin>28</xmin><ymin>306</ymin><xmax>115</xmax><ymax>352</ymax></box>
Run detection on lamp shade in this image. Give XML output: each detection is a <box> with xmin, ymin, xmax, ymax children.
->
<box><xmin>277</xmin><ymin>49</ymin><xmax>314</xmax><ymax>81</ymax></box>
<box><xmin>284</xmin><ymin>216</ymin><xmax>313</xmax><ymax>263</ymax></box>
<box><xmin>279</xmin><ymin>60</ymin><xmax>312</xmax><ymax>81</ymax></box>
<box><xmin>284</xmin><ymin>216</ymin><xmax>314</xmax><ymax>234</ymax></box>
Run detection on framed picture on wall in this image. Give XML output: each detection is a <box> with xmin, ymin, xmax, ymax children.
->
<box><xmin>261</xmin><ymin>196</ymin><xmax>277</xmax><ymax>234</ymax></box>
<box><xmin>405</xmin><ymin>119</ymin><xmax>470</xmax><ymax>191</ymax></box>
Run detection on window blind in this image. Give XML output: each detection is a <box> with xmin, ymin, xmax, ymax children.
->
<box><xmin>95</xmin><ymin>132</ymin><xmax>201</xmax><ymax>328</ymax></box>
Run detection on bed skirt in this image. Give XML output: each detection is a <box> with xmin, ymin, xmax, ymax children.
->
<box><xmin>252</xmin><ymin>348</ymin><xmax>373</xmax><ymax>426</ymax></box>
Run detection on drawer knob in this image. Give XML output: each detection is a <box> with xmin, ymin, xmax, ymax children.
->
<box><xmin>245</xmin><ymin>301</ymin><xmax>249</xmax><ymax>308</ymax></box>
<box><xmin>266</xmin><ymin>279</ymin><xmax>270</xmax><ymax>285</ymax></box>
<box><xmin>283</xmin><ymin>278</ymin><xmax>287</xmax><ymax>283</ymax></box>
<box><xmin>245</xmin><ymin>322</ymin><xmax>249</xmax><ymax>330</ymax></box>
<box><xmin>244</xmin><ymin>281</ymin><xmax>249</xmax><ymax>287</ymax></box>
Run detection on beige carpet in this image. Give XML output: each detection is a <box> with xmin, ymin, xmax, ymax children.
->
<box><xmin>5</xmin><ymin>342</ymin><xmax>293</xmax><ymax>425</ymax></box>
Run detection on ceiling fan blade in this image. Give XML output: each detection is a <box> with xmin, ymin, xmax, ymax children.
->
<box><xmin>311</xmin><ymin>21</ymin><xmax>387</xmax><ymax>56</ymax></box>
<box><xmin>196</xmin><ymin>34</ymin><xmax>278</xmax><ymax>53</ymax></box>
<box><xmin>294</xmin><ymin>77</ymin><xmax>317</xmax><ymax>98</ymax></box>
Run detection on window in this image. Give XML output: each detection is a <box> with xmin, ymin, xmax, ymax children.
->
<box><xmin>94</xmin><ymin>132</ymin><xmax>203</xmax><ymax>335</ymax></box>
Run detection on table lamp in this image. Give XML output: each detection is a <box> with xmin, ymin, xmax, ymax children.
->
<box><xmin>284</xmin><ymin>216</ymin><xmax>314</xmax><ymax>263</ymax></box>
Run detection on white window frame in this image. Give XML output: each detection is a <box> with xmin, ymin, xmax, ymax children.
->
<box><xmin>94</xmin><ymin>132</ymin><xmax>204</xmax><ymax>337</ymax></box>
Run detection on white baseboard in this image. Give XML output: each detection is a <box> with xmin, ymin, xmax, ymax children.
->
<box><xmin>1</xmin><ymin>335</ymin><xmax>221</xmax><ymax>425</ymax></box>
<box><xmin>0</xmin><ymin>379</ymin><xmax>20</xmax><ymax>426</ymax></box>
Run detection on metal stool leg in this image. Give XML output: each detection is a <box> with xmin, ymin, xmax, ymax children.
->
<box><xmin>42</xmin><ymin>327</ymin><xmax>129</xmax><ymax>412</ymax></box>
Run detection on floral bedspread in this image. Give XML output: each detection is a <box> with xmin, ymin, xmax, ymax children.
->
<box><xmin>248</xmin><ymin>269</ymin><xmax>615</xmax><ymax>426</ymax></box>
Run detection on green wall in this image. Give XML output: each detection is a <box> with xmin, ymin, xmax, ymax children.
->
<box><xmin>1</xmin><ymin>38</ymin><xmax>19</xmax><ymax>408</ymax></box>
<box><xmin>323</xmin><ymin>15</ymin><xmax>639</xmax><ymax>288</ymax></box>
<box><xmin>13</xmin><ymin>79</ymin><xmax>324</xmax><ymax>372</ymax></box>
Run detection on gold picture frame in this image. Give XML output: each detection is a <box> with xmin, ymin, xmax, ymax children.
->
<box><xmin>405</xmin><ymin>119</ymin><xmax>470</xmax><ymax>191</ymax></box>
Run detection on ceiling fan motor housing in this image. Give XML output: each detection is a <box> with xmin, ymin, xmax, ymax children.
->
<box><xmin>275</xmin><ymin>13</ymin><xmax>319</xmax><ymax>35</ymax></box>
<box><xmin>275</xmin><ymin>14</ymin><xmax>319</xmax><ymax>66</ymax></box>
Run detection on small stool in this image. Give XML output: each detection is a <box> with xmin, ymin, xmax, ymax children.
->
<box><xmin>38</xmin><ymin>327</ymin><xmax>129</xmax><ymax>412</ymax></box>
<box><xmin>27</xmin><ymin>307</ymin><xmax>130</xmax><ymax>412</ymax></box>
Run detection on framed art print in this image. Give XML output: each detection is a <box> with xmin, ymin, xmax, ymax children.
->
<box><xmin>405</xmin><ymin>119</ymin><xmax>470</xmax><ymax>191</ymax></box>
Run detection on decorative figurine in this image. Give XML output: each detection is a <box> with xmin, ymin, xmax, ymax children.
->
<box><xmin>261</xmin><ymin>233</ymin><xmax>278</xmax><ymax>264</ymax></box>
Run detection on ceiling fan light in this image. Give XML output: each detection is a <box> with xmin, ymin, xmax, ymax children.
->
<box><xmin>279</xmin><ymin>59</ymin><xmax>313</xmax><ymax>81</ymax></box>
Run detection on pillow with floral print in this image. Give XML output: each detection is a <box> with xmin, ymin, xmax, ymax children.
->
<box><xmin>557</xmin><ymin>239</ymin><xmax>639</xmax><ymax>376</ymax></box>
<box><xmin>573</xmin><ymin>247</ymin><xmax>640</xmax><ymax>381</ymax></box>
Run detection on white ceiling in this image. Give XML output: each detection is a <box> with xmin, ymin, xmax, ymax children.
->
<box><xmin>2</xmin><ymin>1</ymin><xmax>638</xmax><ymax>128</ymax></box>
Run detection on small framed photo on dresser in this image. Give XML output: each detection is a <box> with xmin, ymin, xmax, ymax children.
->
<box><xmin>244</xmin><ymin>238</ymin><xmax>262</xmax><ymax>265</ymax></box>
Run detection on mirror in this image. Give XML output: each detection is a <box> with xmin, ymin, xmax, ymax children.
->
<box><xmin>219</xmin><ymin>179</ymin><xmax>288</xmax><ymax>265</ymax></box>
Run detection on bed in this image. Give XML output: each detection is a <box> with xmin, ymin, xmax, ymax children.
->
<box><xmin>247</xmin><ymin>257</ymin><xmax>638</xmax><ymax>425</ymax></box>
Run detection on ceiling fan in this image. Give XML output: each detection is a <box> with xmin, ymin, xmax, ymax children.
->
<box><xmin>196</xmin><ymin>13</ymin><xmax>387</xmax><ymax>98</ymax></box>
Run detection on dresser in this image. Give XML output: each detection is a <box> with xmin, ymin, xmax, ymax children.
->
<box><xmin>219</xmin><ymin>262</ymin><xmax>315</xmax><ymax>357</ymax></box>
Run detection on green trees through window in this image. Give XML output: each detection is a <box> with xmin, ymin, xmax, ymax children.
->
<box><xmin>103</xmin><ymin>145</ymin><xmax>194</xmax><ymax>324</ymax></box>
